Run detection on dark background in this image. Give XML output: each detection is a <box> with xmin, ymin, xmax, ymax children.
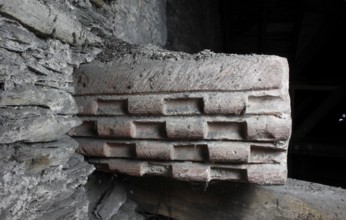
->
<box><xmin>166</xmin><ymin>0</ymin><xmax>346</xmax><ymax>188</ymax></box>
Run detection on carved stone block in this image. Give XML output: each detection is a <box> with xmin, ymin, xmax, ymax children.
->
<box><xmin>72</xmin><ymin>50</ymin><xmax>291</xmax><ymax>184</ymax></box>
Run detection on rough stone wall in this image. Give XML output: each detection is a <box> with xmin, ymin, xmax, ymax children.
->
<box><xmin>112</xmin><ymin>0</ymin><xmax>167</xmax><ymax>47</ymax></box>
<box><xmin>0</xmin><ymin>0</ymin><xmax>167</xmax><ymax>219</ymax></box>
<box><xmin>0</xmin><ymin>15</ymin><xmax>94</xmax><ymax>220</ymax></box>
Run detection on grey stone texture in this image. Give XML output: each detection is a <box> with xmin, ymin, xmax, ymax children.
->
<box><xmin>72</xmin><ymin>46</ymin><xmax>292</xmax><ymax>184</ymax></box>
<box><xmin>0</xmin><ymin>0</ymin><xmax>102</xmax><ymax>46</ymax></box>
<box><xmin>0</xmin><ymin>107</ymin><xmax>81</xmax><ymax>144</ymax></box>
<box><xmin>0</xmin><ymin>15</ymin><xmax>95</xmax><ymax>219</ymax></box>
<box><xmin>0</xmin><ymin>1</ymin><xmax>98</xmax><ymax>219</ymax></box>
<box><xmin>0</xmin><ymin>0</ymin><xmax>169</xmax><ymax>219</ymax></box>
<box><xmin>0</xmin><ymin>138</ymin><xmax>93</xmax><ymax>220</ymax></box>
<box><xmin>111</xmin><ymin>0</ymin><xmax>167</xmax><ymax>47</ymax></box>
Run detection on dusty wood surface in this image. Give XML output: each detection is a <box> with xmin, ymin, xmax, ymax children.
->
<box><xmin>123</xmin><ymin>176</ymin><xmax>346</xmax><ymax>220</ymax></box>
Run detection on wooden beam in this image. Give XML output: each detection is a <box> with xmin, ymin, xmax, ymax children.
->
<box><xmin>123</xmin><ymin>176</ymin><xmax>346</xmax><ymax>220</ymax></box>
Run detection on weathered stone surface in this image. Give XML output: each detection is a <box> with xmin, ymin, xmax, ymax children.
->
<box><xmin>75</xmin><ymin>91</ymin><xmax>290</xmax><ymax>116</ymax></box>
<box><xmin>0</xmin><ymin>0</ymin><xmax>102</xmax><ymax>46</ymax></box>
<box><xmin>37</xmin><ymin>186</ymin><xmax>90</xmax><ymax>220</ymax></box>
<box><xmin>0</xmin><ymin>138</ymin><xmax>94</xmax><ymax>220</ymax></box>
<box><xmin>71</xmin><ymin>115</ymin><xmax>290</xmax><ymax>141</ymax></box>
<box><xmin>89</xmin><ymin>159</ymin><xmax>287</xmax><ymax>184</ymax></box>
<box><xmin>0</xmin><ymin>0</ymin><xmax>170</xmax><ymax>219</ymax></box>
<box><xmin>0</xmin><ymin>107</ymin><xmax>81</xmax><ymax>144</ymax></box>
<box><xmin>0</xmin><ymin>2</ymin><xmax>103</xmax><ymax>219</ymax></box>
<box><xmin>73</xmin><ymin>47</ymin><xmax>291</xmax><ymax>184</ymax></box>
<box><xmin>0</xmin><ymin>85</ymin><xmax>78</xmax><ymax>114</ymax></box>
<box><xmin>13</xmin><ymin>136</ymin><xmax>78</xmax><ymax>171</ymax></box>
<box><xmin>74</xmin><ymin>53</ymin><xmax>289</xmax><ymax>95</ymax></box>
<box><xmin>0</xmin><ymin>47</ymin><xmax>36</xmax><ymax>90</ymax></box>
<box><xmin>77</xmin><ymin>139</ymin><xmax>286</xmax><ymax>164</ymax></box>
<box><xmin>59</xmin><ymin>0</ymin><xmax>167</xmax><ymax>47</ymax></box>
<box><xmin>36</xmin><ymin>154</ymin><xmax>95</xmax><ymax>220</ymax></box>
<box><xmin>0</xmin><ymin>17</ymin><xmax>98</xmax><ymax>93</ymax></box>
<box><xmin>111</xmin><ymin>0</ymin><xmax>167</xmax><ymax>47</ymax></box>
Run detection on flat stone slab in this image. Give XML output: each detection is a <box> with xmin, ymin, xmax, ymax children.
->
<box><xmin>74</xmin><ymin>54</ymin><xmax>288</xmax><ymax>95</ymax></box>
<box><xmin>73</xmin><ymin>49</ymin><xmax>291</xmax><ymax>184</ymax></box>
<box><xmin>0</xmin><ymin>107</ymin><xmax>81</xmax><ymax>144</ymax></box>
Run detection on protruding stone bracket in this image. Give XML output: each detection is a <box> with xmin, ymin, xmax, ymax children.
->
<box><xmin>72</xmin><ymin>49</ymin><xmax>291</xmax><ymax>184</ymax></box>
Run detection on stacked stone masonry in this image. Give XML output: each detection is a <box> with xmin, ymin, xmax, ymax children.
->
<box><xmin>0</xmin><ymin>0</ymin><xmax>104</xmax><ymax>218</ymax></box>
<box><xmin>0</xmin><ymin>0</ymin><xmax>173</xmax><ymax>218</ymax></box>
<box><xmin>72</xmin><ymin>50</ymin><xmax>292</xmax><ymax>184</ymax></box>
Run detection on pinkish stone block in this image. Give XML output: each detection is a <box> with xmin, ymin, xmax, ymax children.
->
<box><xmin>73</xmin><ymin>49</ymin><xmax>291</xmax><ymax>184</ymax></box>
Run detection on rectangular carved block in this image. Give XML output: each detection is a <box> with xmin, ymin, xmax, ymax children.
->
<box><xmin>73</xmin><ymin>51</ymin><xmax>291</xmax><ymax>184</ymax></box>
<box><xmin>204</xmin><ymin>94</ymin><xmax>246</xmax><ymax>115</ymax></box>
<box><xmin>166</xmin><ymin>118</ymin><xmax>207</xmax><ymax>139</ymax></box>
<box><xmin>97</xmin><ymin>119</ymin><xmax>135</xmax><ymax>138</ymax></box>
<box><xmin>88</xmin><ymin>158</ymin><xmax>287</xmax><ymax>184</ymax></box>
<box><xmin>72</xmin><ymin>116</ymin><xmax>290</xmax><ymax>141</ymax></box>
<box><xmin>136</xmin><ymin>141</ymin><xmax>173</xmax><ymax>160</ymax></box>
<box><xmin>75</xmin><ymin>92</ymin><xmax>290</xmax><ymax>116</ymax></box>
<box><xmin>97</xmin><ymin>99</ymin><xmax>128</xmax><ymax>115</ymax></box>
<box><xmin>74</xmin><ymin>55</ymin><xmax>288</xmax><ymax>95</ymax></box>
<box><xmin>76</xmin><ymin>139</ymin><xmax>287</xmax><ymax>164</ymax></box>
<box><xmin>164</xmin><ymin>98</ymin><xmax>203</xmax><ymax>115</ymax></box>
<box><xmin>173</xmin><ymin>144</ymin><xmax>209</xmax><ymax>161</ymax></box>
<box><xmin>207</xmin><ymin>121</ymin><xmax>245</xmax><ymax>140</ymax></box>
<box><xmin>134</xmin><ymin>121</ymin><xmax>166</xmax><ymax>139</ymax></box>
<box><xmin>128</xmin><ymin>96</ymin><xmax>163</xmax><ymax>115</ymax></box>
<box><xmin>207</xmin><ymin>142</ymin><xmax>249</xmax><ymax>163</ymax></box>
